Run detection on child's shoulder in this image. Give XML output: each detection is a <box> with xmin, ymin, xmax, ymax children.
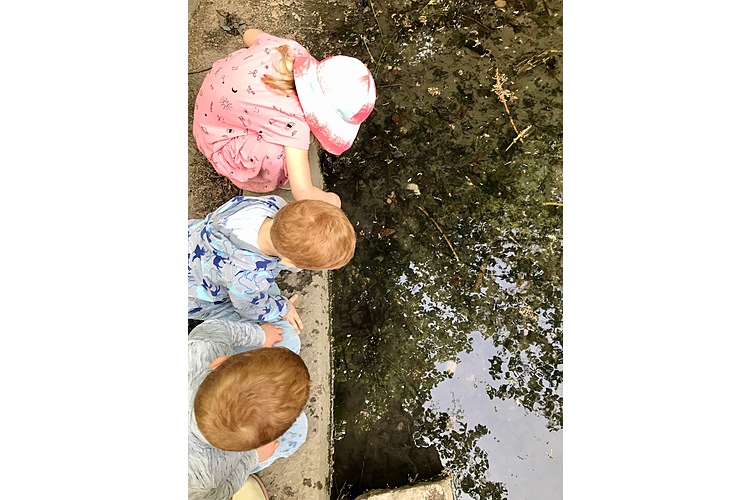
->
<box><xmin>254</xmin><ymin>33</ymin><xmax>311</xmax><ymax>59</ymax></box>
<box><xmin>256</xmin><ymin>32</ymin><xmax>291</xmax><ymax>46</ymax></box>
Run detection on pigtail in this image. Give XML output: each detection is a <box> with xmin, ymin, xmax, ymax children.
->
<box><xmin>261</xmin><ymin>45</ymin><xmax>297</xmax><ymax>95</ymax></box>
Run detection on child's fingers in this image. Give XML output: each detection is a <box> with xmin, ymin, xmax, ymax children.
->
<box><xmin>264</xmin><ymin>329</ymin><xmax>284</xmax><ymax>348</ymax></box>
<box><xmin>291</xmin><ymin>313</ymin><xmax>303</xmax><ymax>333</ymax></box>
<box><xmin>288</xmin><ymin>293</ymin><xmax>298</xmax><ymax>304</ymax></box>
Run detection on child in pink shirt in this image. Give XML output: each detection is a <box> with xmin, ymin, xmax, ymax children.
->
<box><xmin>192</xmin><ymin>29</ymin><xmax>377</xmax><ymax>208</ymax></box>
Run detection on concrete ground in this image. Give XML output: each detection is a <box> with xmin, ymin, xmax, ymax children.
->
<box><xmin>188</xmin><ymin>2</ymin><xmax>332</xmax><ymax>498</ymax></box>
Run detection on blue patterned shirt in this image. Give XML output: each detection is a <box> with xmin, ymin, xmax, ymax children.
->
<box><xmin>188</xmin><ymin>196</ymin><xmax>290</xmax><ymax>323</ymax></box>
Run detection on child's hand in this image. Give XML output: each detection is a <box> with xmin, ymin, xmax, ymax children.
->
<box><xmin>256</xmin><ymin>440</ymin><xmax>280</xmax><ymax>462</ymax></box>
<box><xmin>324</xmin><ymin>191</ymin><xmax>342</xmax><ymax>208</ymax></box>
<box><xmin>284</xmin><ymin>293</ymin><xmax>304</xmax><ymax>333</ymax></box>
<box><xmin>261</xmin><ymin>323</ymin><xmax>283</xmax><ymax>347</ymax></box>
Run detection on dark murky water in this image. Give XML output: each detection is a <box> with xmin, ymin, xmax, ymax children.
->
<box><xmin>304</xmin><ymin>1</ymin><xmax>563</xmax><ymax>498</ymax></box>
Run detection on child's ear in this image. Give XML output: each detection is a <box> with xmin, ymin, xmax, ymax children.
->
<box><xmin>278</xmin><ymin>256</ymin><xmax>299</xmax><ymax>269</ymax></box>
<box><xmin>209</xmin><ymin>355</ymin><xmax>230</xmax><ymax>370</ymax></box>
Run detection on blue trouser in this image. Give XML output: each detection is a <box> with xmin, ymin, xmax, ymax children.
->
<box><xmin>250</xmin><ymin>411</ymin><xmax>308</xmax><ymax>473</ymax></box>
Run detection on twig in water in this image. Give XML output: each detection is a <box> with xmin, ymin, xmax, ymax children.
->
<box><xmin>359</xmin><ymin>456</ymin><xmax>367</xmax><ymax>491</ymax></box>
<box><xmin>544</xmin><ymin>202</ymin><xmax>563</xmax><ymax>207</ymax></box>
<box><xmin>418</xmin><ymin>0</ymin><xmax>438</xmax><ymax>14</ymax></box>
<box><xmin>335</xmin><ymin>482</ymin><xmax>349</xmax><ymax>500</ymax></box>
<box><xmin>361</xmin><ymin>35</ymin><xmax>376</xmax><ymax>64</ymax></box>
<box><xmin>514</xmin><ymin>49</ymin><xmax>562</xmax><ymax>74</ymax></box>
<box><xmin>473</xmin><ymin>263</ymin><xmax>487</xmax><ymax>292</ymax></box>
<box><xmin>416</xmin><ymin>205</ymin><xmax>460</xmax><ymax>263</ymax></box>
<box><xmin>373</xmin><ymin>35</ymin><xmax>397</xmax><ymax>78</ymax></box>
<box><xmin>368</xmin><ymin>0</ymin><xmax>385</xmax><ymax>41</ymax></box>
<box><xmin>505</xmin><ymin>125</ymin><xmax>532</xmax><ymax>152</ymax></box>
<box><xmin>492</xmin><ymin>69</ymin><xmax>524</xmax><ymax>143</ymax></box>
<box><xmin>541</xmin><ymin>0</ymin><xmax>555</xmax><ymax>17</ymax></box>
<box><xmin>459</xmin><ymin>14</ymin><xmax>496</xmax><ymax>32</ymax></box>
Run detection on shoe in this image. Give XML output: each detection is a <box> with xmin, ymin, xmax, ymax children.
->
<box><xmin>231</xmin><ymin>474</ymin><xmax>270</xmax><ymax>500</ymax></box>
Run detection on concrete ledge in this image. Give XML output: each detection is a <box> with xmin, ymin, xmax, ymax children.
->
<box><xmin>255</xmin><ymin>268</ymin><xmax>332</xmax><ymax>499</ymax></box>
<box><xmin>242</xmin><ymin>142</ymin><xmax>332</xmax><ymax>500</ymax></box>
<box><xmin>355</xmin><ymin>477</ymin><xmax>455</xmax><ymax>500</ymax></box>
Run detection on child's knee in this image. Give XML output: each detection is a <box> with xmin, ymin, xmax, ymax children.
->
<box><xmin>250</xmin><ymin>412</ymin><xmax>308</xmax><ymax>473</ymax></box>
<box><xmin>273</xmin><ymin>320</ymin><xmax>301</xmax><ymax>353</ymax></box>
<box><xmin>276</xmin><ymin>411</ymin><xmax>308</xmax><ymax>458</ymax></box>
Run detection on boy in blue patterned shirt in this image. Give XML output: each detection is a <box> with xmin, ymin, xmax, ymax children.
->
<box><xmin>188</xmin><ymin>195</ymin><xmax>356</xmax><ymax>349</ymax></box>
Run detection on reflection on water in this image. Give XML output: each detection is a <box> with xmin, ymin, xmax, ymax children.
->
<box><xmin>302</xmin><ymin>0</ymin><xmax>563</xmax><ymax>498</ymax></box>
<box><xmin>426</xmin><ymin>331</ymin><xmax>562</xmax><ymax>500</ymax></box>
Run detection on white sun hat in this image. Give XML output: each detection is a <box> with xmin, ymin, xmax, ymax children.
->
<box><xmin>293</xmin><ymin>54</ymin><xmax>377</xmax><ymax>155</ymax></box>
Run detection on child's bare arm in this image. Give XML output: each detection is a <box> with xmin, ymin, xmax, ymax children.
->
<box><xmin>188</xmin><ymin>320</ymin><xmax>266</xmax><ymax>353</ymax></box>
<box><xmin>243</xmin><ymin>28</ymin><xmax>264</xmax><ymax>47</ymax></box>
<box><xmin>285</xmin><ymin>146</ymin><xmax>342</xmax><ymax>207</ymax></box>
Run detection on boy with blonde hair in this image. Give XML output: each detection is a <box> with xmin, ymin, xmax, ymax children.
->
<box><xmin>189</xmin><ymin>319</ymin><xmax>311</xmax><ymax>500</ymax></box>
<box><xmin>188</xmin><ymin>195</ymin><xmax>356</xmax><ymax>350</ymax></box>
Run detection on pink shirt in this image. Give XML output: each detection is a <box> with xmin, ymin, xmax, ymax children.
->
<box><xmin>192</xmin><ymin>34</ymin><xmax>312</xmax><ymax>191</ymax></box>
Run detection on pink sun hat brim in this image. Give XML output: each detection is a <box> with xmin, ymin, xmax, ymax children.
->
<box><xmin>293</xmin><ymin>54</ymin><xmax>377</xmax><ymax>155</ymax></box>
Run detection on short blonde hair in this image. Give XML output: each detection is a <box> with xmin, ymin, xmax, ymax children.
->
<box><xmin>271</xmin><ymin>199</ymin><xmax>356</xmax><ymax>270</ymax></box>
<box><xmin>194</xmin><ymin>347</ymin><xmax>311</xmax><ymax>452</ymax></box>
<box><xmin>261</xmin><ymin>45</ymin><xmax>297</xmax><ymax>95</ymax></box>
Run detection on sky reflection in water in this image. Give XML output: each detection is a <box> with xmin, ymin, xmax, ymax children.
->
<box><xmin>428</xmin><ymin>330</ymin><xmax>562</xmax><ymax>500</ymax></box>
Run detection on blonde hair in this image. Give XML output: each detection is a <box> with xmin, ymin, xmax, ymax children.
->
<box><xmin>194</xmin><ymin>347</ymin><xmax>311</xmax><ymax>452</ymax></box>
<box><xmin>261</xmin><ymin>45</ymin><xmax>297</xmax><ymax>95</ymax></box>
<box><xmin>271</xmin><ymin>199</ymin><xmax>356</xmax><ymax>270</ymax></box>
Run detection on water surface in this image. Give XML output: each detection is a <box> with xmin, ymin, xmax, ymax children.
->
<box><xmin>303</xmin><ymin>1</ymin><xmax>563</xmax><ymax>498</ymax></box>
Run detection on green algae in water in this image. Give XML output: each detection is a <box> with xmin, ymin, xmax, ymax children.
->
<box><xmin>301</xmin><ymin>0</ymin><xmax>563</xmax><ymax>498</ymax></box>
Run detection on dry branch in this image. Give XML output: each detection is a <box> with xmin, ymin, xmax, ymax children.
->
<box><xmin>492</xmin><ymin>69</ymin><xmax>524</xmax><ymax>144</ymax></box>
<box><xmin>416</xmin><ymin>205</ymin><xmax>461</xmax><ymax>263</ymax></box>
<box><xmin>514</xmin><ymin>49</ymin><xmax>562</xmax><ymax>74</ymax></box>
<box><xmin>505</xmin><ymin>125</ymin><xmax>532</xmax><ymax>152</ymax></box>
